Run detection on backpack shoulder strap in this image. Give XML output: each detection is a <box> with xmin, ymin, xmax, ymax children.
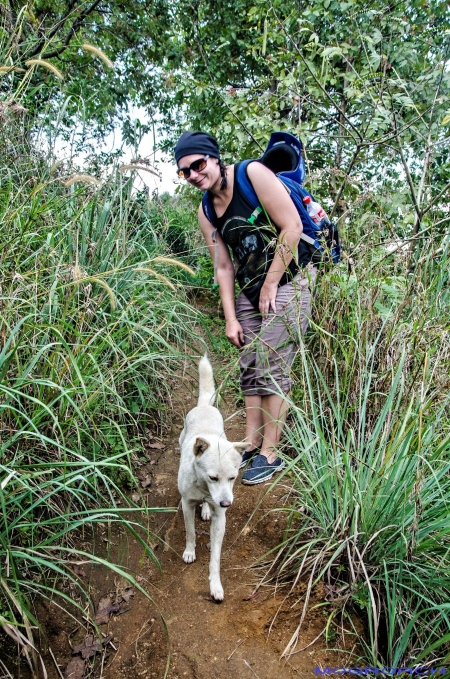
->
<box><xmin>202</xmin><ymin>160</ymin><xmax>261</xmax><ymax>223</ymax></box>
<box><xmin>235</xmin><ymin>160</ymin><xmax>260</xmax><ymax>207</ymax></box>
<box><xmin>238</xmin><ymin>160</ymin><xmax>304</xmax><ymax>210</ymax></box>
<box><xmin>201</xmin><ymin>191</ymin><xmax>216</xmax><ymax>225</ymax></box>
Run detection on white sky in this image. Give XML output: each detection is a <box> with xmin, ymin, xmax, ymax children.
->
<box><xmin>52</xmin><ymin>108</ymin><xmax>179</xmax><ymax>195</ymax></box>
<box><xmin>108</xmin><ymin>108</ymin><xmax>180</xmax><ymax>195</ymax></box>
<box><xmin>141</xmin><ymin>149</ymin><xmax>179</xmax><ymax>195</ymax></box>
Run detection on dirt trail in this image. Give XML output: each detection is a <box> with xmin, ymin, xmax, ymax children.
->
<box><xmin>93</xmin><ymin>375</ymin><xmax>341</xmax><ymax>679</ymax></box>
<box><xmin>19</xmin><ymin>358</ymin><xmax>351</xmax><ymax>679</ymax></box>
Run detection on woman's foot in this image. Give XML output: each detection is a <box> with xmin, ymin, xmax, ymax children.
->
<box><xmin>240</xmin><ymin>434</ymin><xmax>263</xmax><ymax>469</ymax></box>
<box><xmin>239</xmin><ymin>445</ymin><xmax>260</xmax><ymax>469</ymax></box>
<box><xmin>259</xmin><ymin>447</ymin><xmax>278</xmax><ymax>464</ymax></box>
<box><xmin>241</xmin><ymin>454</ymin><xmax>285</xmax><ymax>485</ymax></box>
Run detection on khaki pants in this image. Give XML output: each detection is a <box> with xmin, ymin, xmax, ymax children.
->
<box><xmin>235</xmin><ymin>266</ymin><xmax>316</xmax><ymax>396</ymax></box>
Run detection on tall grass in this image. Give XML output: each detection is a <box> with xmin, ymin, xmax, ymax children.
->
<box><xmin>0</xmin><ymin>116</ymin><xmax>197</xmax><ymax>674</ymax></box>
<box><xmin>263</xmin><ymin>229</ymin><xmax>450</xmax><ymax>667</ymax></box>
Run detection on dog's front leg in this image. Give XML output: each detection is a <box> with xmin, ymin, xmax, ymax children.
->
<box><xmin>181</xmin><ymin>497</ymin><xmax>197</xmax><ymax>563</ymax></box>
<box><xmin>209</xmin><ymin>508</ymin><xmax>226</xmax><ymax>601</ymax></box>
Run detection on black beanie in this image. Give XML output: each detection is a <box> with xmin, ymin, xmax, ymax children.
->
<box><xmin>174</xmin><ymin>131</ymin><xmax>220</xmax><ymax>165</ymax></box>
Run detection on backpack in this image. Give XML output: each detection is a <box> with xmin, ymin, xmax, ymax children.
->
<box><xmin>202</xmin><ymin>131</ymin><xmax>341</xmax><ymax>266</ymax></box>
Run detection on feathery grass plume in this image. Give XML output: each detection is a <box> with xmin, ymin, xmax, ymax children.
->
<box><xmin>0</xmin><ymin>66</ymin><xmax>25</xmax><ymax>74</ymax></box>
<box><xmin>85</xmin><ymin>276</ymin><xmax>117</xmax><ymax>309</ymax></box>
<box><xmin>150</xmin><ymin>256</ymin><xmax>196</xmax><ymax>275</ymax></box>
<box><xmin>0</xmin><ymin>101</ymin><xmax>27</xmax><ymax>121</ymax></box>
<box><xmin>134</xmin><ymin>267</ymin><xmax>176</xmax><ymax>290</ymax></box>
<box><xmin>49</xmin><ymin>159</ymin><xmax>64</xmax><ymax>174</ymax></box>
<box><xmin>67</xmin><ymin>274</ymin><xmax>116</xmax><ymax>308</ymax></box>
<box><xmin>82</xmin><ymin>43</ymin><xmax>114</xmax><ymax>69</ymax></box>
<box><xmin>30</xmin><ymin>180</ymin><xmax>58</xmax><ymax>196</ymax></box>
<box><xmin>64</xmin><ymin>174</ymin><xmax>101</xmax><ymax>187</ymax></box>
<box><xmin>119</xmin><ymin>163</ymin><xmax>160</xmax><ymax>177</ymax></box>
<box><xmin>25</xmin><ymin>59</ymin><xmax>63</xmax><ymax>79</ymax></box>
<box><xmin>262</xmin><ymin>18</ymin><xmax>268</xmax><ymax>56</ymax></box>
<box><xmin>7</xmin><ymin>102</ymin><xmax>27</xmax><ymax>116</ymax></box>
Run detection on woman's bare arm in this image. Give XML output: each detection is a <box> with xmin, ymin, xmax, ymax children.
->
<box><xmin>198</xmin><ymin>204</ymin><xmax>244</xmax><ymax>347</ymax></box>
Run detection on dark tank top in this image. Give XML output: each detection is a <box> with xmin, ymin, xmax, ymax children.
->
<box><xmin>209</xmin><ymin>162</ymin><xmax>311</xmax><ymax>308</ymax></box>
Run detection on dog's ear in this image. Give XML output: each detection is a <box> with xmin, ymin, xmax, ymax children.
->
<box><xmin>233</xmin><ymin>442</ymin><xmax>252</xmax><ymax>456</ymax></box>
<box><xmin>193</xmin><ymin>437</ymin><xmax>210</xmax><ymax>456</ymax></box>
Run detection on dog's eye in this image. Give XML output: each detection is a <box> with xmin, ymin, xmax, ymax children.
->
<box><xmin>228</xmin><ymin>477</ymin><xmax>236</xmax><ymax>482</ymax></box>
<box><xmin>209</xmin><ymin>476</ymin><xmax>219</xmax><ymax>482</ymax></box>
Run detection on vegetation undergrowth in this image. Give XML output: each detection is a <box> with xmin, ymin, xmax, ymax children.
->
<box><xmin>214</xmin><ymin>2</ymin><xmax>450</xmax><ymax>669</ymax></box>
<box><xmin>259</xmin><ymin>227</ymin><xmax>450</xmax><ymax>668</ymax></box>
<box><xmin>0</xmin><ymin>112</ymin><xmax>198</xmax><ymax>675</ymax></box>
<box><xmin>2</xmin><ymin>0</ymin><xmax>450</xmax><ymax>674</ymax></box>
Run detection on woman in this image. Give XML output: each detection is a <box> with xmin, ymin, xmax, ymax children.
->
<box><xmin>175</xmin><ymin>131</ymin><xmax>316</xmax><ymax>485</ymax></box>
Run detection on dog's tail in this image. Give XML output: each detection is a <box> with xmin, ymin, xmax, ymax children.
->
<box><xmin>198</xmin><ymin>354</ymin><xmax>215</xmax><ymax>406</ymax></box>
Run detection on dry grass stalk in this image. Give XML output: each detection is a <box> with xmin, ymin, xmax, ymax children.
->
<box><xmin>64</xmin><ymin>175</ymin><xmax>101</xmax><ymax>187</ymax></box>
<box><xmin>134</xmin><ymin>268</ymin><xmax>176</xmax><ymax>290</ymax></box>
<box><xmin>119</xmin><ymin>164</ymin><xmax>160</xmax><ymax>177</ymax></box>
<box><xmin>82</xmin><ymin>44</ymin><xmax>114</xmax><ymax>69</ymax></box>
<box><xmin>25</xmin><ymin>59</ymin><xmax>63</xmax><ymax>79</ymax></box>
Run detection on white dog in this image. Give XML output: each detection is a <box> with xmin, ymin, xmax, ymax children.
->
<box><xmin>178</xmin><ymin>355</ymin><xmax>250</xmax><ymax>601</ymax></box>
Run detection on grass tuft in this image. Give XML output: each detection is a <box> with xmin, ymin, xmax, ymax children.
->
<box><xmin>262</xmin><ymin>229</ymin><xmax>450</xmax><ymax>666</ymax></box>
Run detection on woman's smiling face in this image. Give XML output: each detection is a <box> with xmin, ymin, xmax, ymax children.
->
<box><xmin>177</xmin><ymin>154</ymin><xmax>220</xmax><ymax>191</ymax></box>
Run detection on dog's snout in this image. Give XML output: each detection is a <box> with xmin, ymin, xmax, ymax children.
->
<box><xmin>220</xmin><ymin>500</ymin><xmax>231</xmax><ymax>508</ymax></box>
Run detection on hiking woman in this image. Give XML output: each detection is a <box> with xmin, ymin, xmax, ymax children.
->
<box><xmin>174</xmin><ymin>131</ymin><xmax>316</xmax><ymax>485</ymax></box>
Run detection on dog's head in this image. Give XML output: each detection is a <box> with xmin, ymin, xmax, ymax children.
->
<box><xmin>193</xmin><ymin>437</ymin><xmax>250</xmax><ymax>508</ymax></box>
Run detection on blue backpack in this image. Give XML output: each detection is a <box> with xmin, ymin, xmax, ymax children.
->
<box><xmin>202</xmin><ymin>131</ymin><xmax>341</xmax><ymax>265</ymax></box>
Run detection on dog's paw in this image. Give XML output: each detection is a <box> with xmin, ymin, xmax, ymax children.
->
<box><xmin>182</xmin><ymin>549</ymin><xmax>196</xmax><ymax>563</ymax></box>
<box><xmin>210</xmin><ymin>582</ymin><xmax>224</xmax><ymax>602</ymax></box>
<box><xmin>201</xmin><ymin>502</ymin><xmax>211</xmax><ymax>521</ymax></box>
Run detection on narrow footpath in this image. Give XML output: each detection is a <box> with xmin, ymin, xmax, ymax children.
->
<box><xmin>32</xmin><ymin>358</ymin><xmax>353</xmax><ymax>679</ymax></box>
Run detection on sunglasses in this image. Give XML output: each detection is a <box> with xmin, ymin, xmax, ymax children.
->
<box><xmin>177</xmin><ymin>155</ymin><xmax>209</xmax><ymax>179</ymax></box>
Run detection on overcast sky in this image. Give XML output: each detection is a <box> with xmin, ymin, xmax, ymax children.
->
<box><xmin>52</xmin><ymin>106</ymin><xmax>179</xmax><ymax>195</ymax></box>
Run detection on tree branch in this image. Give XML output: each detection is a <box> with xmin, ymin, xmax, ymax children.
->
<box><xmin>30</xmin><ymin>0</ymin><xmax>79</xmax><ymax>55</ymax></box>
<box><xmin>267</xmin><ymin>0</ymin><xmax>362</xmax><ymax>143</ymax></box>
<box><xmin>194</xmin><ymin>24</ymin><xmax>263</xmax><ymax>150</ymax></box>
<box><xmin>420</xmin><ymin>179</ymin><xmax>450</xmax><ymax>219</ymax></box>
<box><xmin>411</xmin><ymin>63</ymin><xmax>447</xmax><ymax>235</ymax></box>
<box><xmin>329</xmin><ymin>144</ymin><xmax>362</xmax><ymax>220</ymax></box>
<box><xmin>27</xmin><ymin>0</ymin><xmax>104</xmax><ymax>60</ymax></box>
<box><xmin>389</xmin><ymin>94</ymin><xmax>422</xmax><ymax>222</ymax></box>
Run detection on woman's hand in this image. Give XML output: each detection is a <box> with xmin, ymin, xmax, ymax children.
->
<box><xmin>259</xmin><ymin>281</ymin><xmax>278</xmax><ymax>317</ymax></box>
<box><xmin>225</xmin><ymin>319</ymin><xmax>245</xmax><ymax>348</ymax></box>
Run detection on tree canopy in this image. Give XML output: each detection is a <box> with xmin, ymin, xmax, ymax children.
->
<box><xmin>2</xmin><ymin>0</ymin><xmax>449</xmax><ymax>234</ymax></box>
